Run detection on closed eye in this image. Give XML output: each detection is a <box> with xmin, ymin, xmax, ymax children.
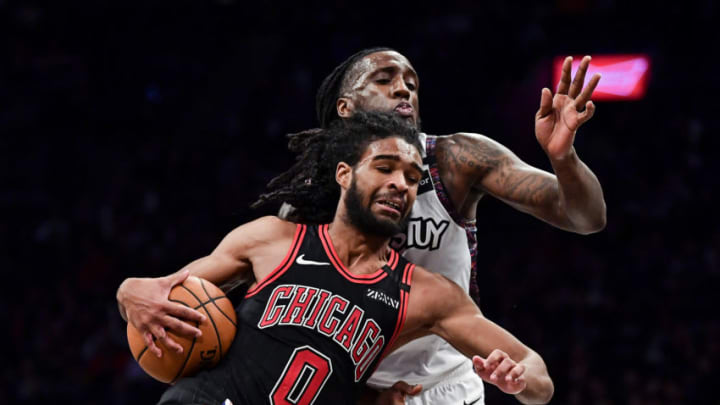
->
<box><xmin>405</xmin><ymin>82</ymin><xmax>417</xmax><ymax>91</ymax></box>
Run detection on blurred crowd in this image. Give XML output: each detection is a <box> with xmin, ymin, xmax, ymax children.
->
<box><xmin>1</xmin><ymin>1</ymin><xmax>718</xmax><ymax>404</ymax></box>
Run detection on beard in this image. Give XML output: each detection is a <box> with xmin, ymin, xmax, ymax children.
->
<box><xmin>344</xmin><ymin>177</ymin><xmax>409</xmax><ymax>238</ymax></box>
<box><xmin>358</xmin><ymin>105</ymin><xmax>421</xmax><ymax>131</ymax></box>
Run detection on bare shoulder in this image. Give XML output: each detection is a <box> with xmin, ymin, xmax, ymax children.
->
<box><xmin>244</xmin><ymin>215</ymin><xmax>298</xmax><ymax>237</ymax></box>
<box><xmin>216</xmin><ymin>216</ymin><xmax>298</xmax><ymax>255</ymax></box>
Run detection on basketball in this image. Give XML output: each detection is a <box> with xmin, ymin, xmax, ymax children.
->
<box><xmin>126</xmin><ymin>276</ymin><xmax>237</xmax><ymax>383</ymax></box>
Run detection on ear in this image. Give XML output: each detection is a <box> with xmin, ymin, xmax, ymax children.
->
<box><xmin>336</xmin><ymin>161</ymin><xmax>353</xmax><ymax>190</ymax></box>
<box><xmin>337</xmin><ymin>97</ymin><xmax>354</xmax><ymax>119</ymax></box>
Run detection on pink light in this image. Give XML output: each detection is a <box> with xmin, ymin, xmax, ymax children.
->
<box><xmin>552</xmin><ymin>54</ymin><xmax>651</xmax><ymax>101</ymax></box>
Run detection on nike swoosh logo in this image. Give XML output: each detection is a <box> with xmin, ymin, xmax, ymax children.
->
<box><xmin>463</xmin><ymin>396</ymin><xmax>483</xmax><ymax>405</ymax></box>
<box><xmin>295</xmin><ymin>254</ymin><xmax>330</xmax><ymax>266</ymax></box>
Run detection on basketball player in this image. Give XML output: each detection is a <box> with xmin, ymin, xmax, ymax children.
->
<box><xmin>117</xmin><ymin>112</ymin><xmax>554</xmax><ymax>404</ymax></box>
<box><xmin>117</xmin><ymin>48</ymin><xmax>603</xmax><ymax>404</ymax></box>
<box><xmin>290</xmin><ymin>47</ymin><xmax>606</xmax><ymax>404</ymax></box>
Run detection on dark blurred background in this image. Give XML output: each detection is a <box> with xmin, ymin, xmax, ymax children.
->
<box><xmin>2</xmin><ymin>0</ymin><xmax>718</xmax><ymax>404</ymax></box>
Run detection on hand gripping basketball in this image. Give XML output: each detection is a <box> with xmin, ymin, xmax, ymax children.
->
<box><xmin>126</xmin><ymin>276</ymin><xmax>237</xmax><ymax>383</ymax></box>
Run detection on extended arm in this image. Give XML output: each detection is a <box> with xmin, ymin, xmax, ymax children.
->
<box><xmin>116</xmin><ymin>216</ymin><xmax>295</xmax><ymax>357</ymax></box>
<box><xmin>435</xmin><ymin>56</ymin><xmax>606</xmax><ymax>234</ymax></box>
<box><xmin>437</xmin><ymin>132</ymin><xmax>605</xmax><ymax>234</ymax></box>
<box><xmin>401</xmin><ymin>268</ymin><xmax>554</xmax><ymax>404</ymax></box>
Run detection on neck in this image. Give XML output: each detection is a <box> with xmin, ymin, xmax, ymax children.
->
<box><xmin>327</xmin><ymin>214</ymin><xmax>391</xmax><ymax>274</ymax></box>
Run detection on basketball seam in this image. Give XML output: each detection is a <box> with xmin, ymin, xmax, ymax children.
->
<box><xmin>136</xmin><ymin>344</ymin><xmax>149</xmax><ymax>362</ymax></box>
<box><xmin>192</xmin><ymin>297</ymin><xmax>236</xmax><ymax>327</ymax></box>
<box><xmin>168</xmin><ymin>298</ymin><xmax>198</xmax><ymax>384</ymax></box>
<box><xmin>181</xmin><ymin>283</ymin><xmax>224</xmax><ymax>367</ymax></box>
<box><xmin>200</xmin><ymin>280</ymin><xmax>237</xmax><ymax>328</ymax></box>
<box><xmin>171</xmin><ymin>330</ymin><xmax>198</xmax><ymax>384</ymax></box>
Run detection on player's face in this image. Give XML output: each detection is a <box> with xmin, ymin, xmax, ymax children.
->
<box><xmin>341</xmin><ymin>51</ymin><xmax>421</xmax><ymax>128</ymax></box>
<box><xmin>343</xmin><ymin>137</ymin><xmax>423</xmax><ymax>237</ymax></box>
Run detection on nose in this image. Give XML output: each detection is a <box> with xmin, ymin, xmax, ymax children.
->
<box><xmin>391</xmin><ymin>77</ymin><xmax>410</xmax><ymax>99</ymax></box>
<box><xmin>388</xmin><ymin>172</ymin><xmax>409</xmax><ymax>193</ymax></box>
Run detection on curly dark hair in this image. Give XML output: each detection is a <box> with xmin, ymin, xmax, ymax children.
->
<box><xmin>252</xmin><ymin>111</ymin><xmax>421</xmax><ymax>224</ymax></box>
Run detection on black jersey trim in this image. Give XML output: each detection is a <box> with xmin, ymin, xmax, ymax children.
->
<box><xmin>246</xmin><ymin>224</ymin><xmax>307</xmax><ymax>298</ymax></box>
<box><xmin>318</xmin><ymin>224</ymin><xmax>389</xmax><ymax>284</ymax></box>
<box><xmin>372</xmin><ymin>262</ymin><xmax>415</xmax><ymax>374</ymax></box>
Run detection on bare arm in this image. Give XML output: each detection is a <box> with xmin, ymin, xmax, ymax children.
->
<box><xmin>116</xmin><ymin>215</ymin><xmax>296</xmax><ymax>357</ymax></box>
<box><xmin>436</xmin><ymin>133</ymin><xmax>606</xmax><ymax>234</ymax></box>
<box><xmin>400</xmin><ymin>268</ymin><xmax>554</xmax><ymax>404</ymax></box>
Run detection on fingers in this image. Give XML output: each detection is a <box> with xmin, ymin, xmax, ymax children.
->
<box><xmin>578</xmin><ymin>101</ymin><xmax>596</xmax><ymax>124</ymax></box>
<box><xmin>492</xmin><ymin>357</ymin><xmax>523</xmax><ymax>383</ymax></box>
<box><xmin>376</xmin><ymin>382</ymin><xmax>419</xmax><ymax>405</ymax></box>
<box><xmin>149</xmin><ymin>324</ymin><xmax>185</xmax><ymax>355</ymax></box>
<box><xmin>144</xmin><ymin>331</ymin><xmax>163</xmax><ymax>358</ymax></box>
<box><xmin>474</xmin><ymin>351</ymin><xmax>528</xmax><ymax>394</ymax></box>
<box><xmin>149</xmin><ymin>323</ymin><xmax>183</xmax><ymax>355</ymax></box>
<box><xmin>472</xmin><ymin>355</ymin><xmax>486</xmax><ymax>373</ymax></box>
<box><xmin>575</xmin><ymin>73</ymin><xmax>601</xmax><ymax>111</ymax></box>
<box><xmin>475</xmin><ymin>350</ymin><xmax>522</xmax><ymax>380</ymax></box>
<box><xmin>556</xmin><ymin>56</ymin><xmax>572</xmax><ymax>95</ymax></box>
<box><xmin>158</xmin><ymin>334</ymin><xmax>185</xmax><ymax>355</ymax></box>
<box><xmin>505</xmin><ymin>362</ymin><xmax>526</xmax><ymax>383</ymax></box>
<box><xmin>143</xmin><ymin>317</ymin><xmax>198</xmax><ymax>358</ymax></box>
<box><xmin>482</xmin><ymin>350</ymin><xmax>507</xmax><ymax>380</ymax></box>
<box><xmin>484</xmin><ymin>349</ymin><xmax>508</xmax><ymax>368</ymax></box>
<box><xmin>536</xmin><ymin>88</ymin><xmax>553</xmax><ymax>118</ymax></box>
<box><xmin>167</xmin><ymin>301</ymin><xmax>207</xmax><ymax>324</ymax></box>
<box><xmin>390</xmin><ymin>381</ymin><xmax>422</xmax><ymax>396</ymax></box>
<box><xmin>167</xmin><ymin>269</ymin><xmax>191</xmax><ymax>287</ymax></box>
<box><xmin>568</xmin><ymin>56</ymin><xmax>591</xmax><ymax>98</ymax></box>
<box><xmin>163</xmin><ymin>314</ymin><xmax>203</xmax><ymax>339</ymax></box>
<box><xmin>557</xmin><ymin>56</ymin><xmax>601</xmax><ymax>107</ymax></box>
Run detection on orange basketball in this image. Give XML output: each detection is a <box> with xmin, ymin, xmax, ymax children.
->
<box><xmin>126</xmin><ymin>276</ymin><xmax>237</xmax><ymax>383</ymax></box>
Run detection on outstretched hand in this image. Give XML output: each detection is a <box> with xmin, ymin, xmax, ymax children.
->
<box><xmin>118</xmin><ymin>270</ymin><xmax>206</xmax><ymax>358</ymax></box>
<box><xmin>472</xmin><ymin>350</ymin><xmax>527</xmax><ymax>395</ymax></box>
<box><xmin>535</xmin><ymin>55</ymin><xmax>601</xmax><ymax>161</ymax></box>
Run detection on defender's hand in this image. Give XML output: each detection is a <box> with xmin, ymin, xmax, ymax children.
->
<box><xmin>535</xmin><ymin>55</ymin><xmax>601</xmax><ymax>161</ymax></box>
<box><xmin>375</xmin><ymin>381</ymin><xmax>422</xmax><ymax>405</ymax></box>
<box><xmin>117</xmin><ymin>270</ymin><xmax>206</xmax><ymax>358</ymax></box>
<box><xmin>473</xmin><ymin>351</ymin><xmax>527</xmax><ymax>395</ymax></box>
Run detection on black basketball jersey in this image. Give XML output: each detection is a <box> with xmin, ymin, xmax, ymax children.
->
<box><xmin>160</xmin><ymin>224</ymin><xmax>414</xmax><ymax>405</ymax></box>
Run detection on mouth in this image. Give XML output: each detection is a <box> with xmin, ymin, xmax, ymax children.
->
<box><xmin>374</xmin><ymin>198</ymin><xmax>405</xmax><ymax>218</ymax></box>
<box><xmin>393</xmin><ymin>102</ymin><xmax>414</xmax><ymax>118</ymax></box>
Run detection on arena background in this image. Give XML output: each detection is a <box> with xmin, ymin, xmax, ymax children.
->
<box><xmin>2</xmin><ymin>1</ymin><xmax>717</xmax><ymax>404</ymax></box>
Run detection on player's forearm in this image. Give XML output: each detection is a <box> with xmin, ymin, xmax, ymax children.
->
<box><xmin>550</xmin><ymin>147</ymin><xmax>606</xmax><ymax>234</ymax></box>
<box><xmin>514</xmin><ymin>351</ymin><xmax>554</xmax><ymax>405</ymax></box>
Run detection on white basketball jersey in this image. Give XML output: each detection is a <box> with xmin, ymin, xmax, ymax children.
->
<box><xmin>367</xmin><ymin>133</ymin><xmax>480</xmax><ymax>390</ymax></box>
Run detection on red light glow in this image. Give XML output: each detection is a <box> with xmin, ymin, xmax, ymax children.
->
<box><xmin>553</xmin><ymin>54</ymin><xmax>651</xmax><ymax>101</ymax></box>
